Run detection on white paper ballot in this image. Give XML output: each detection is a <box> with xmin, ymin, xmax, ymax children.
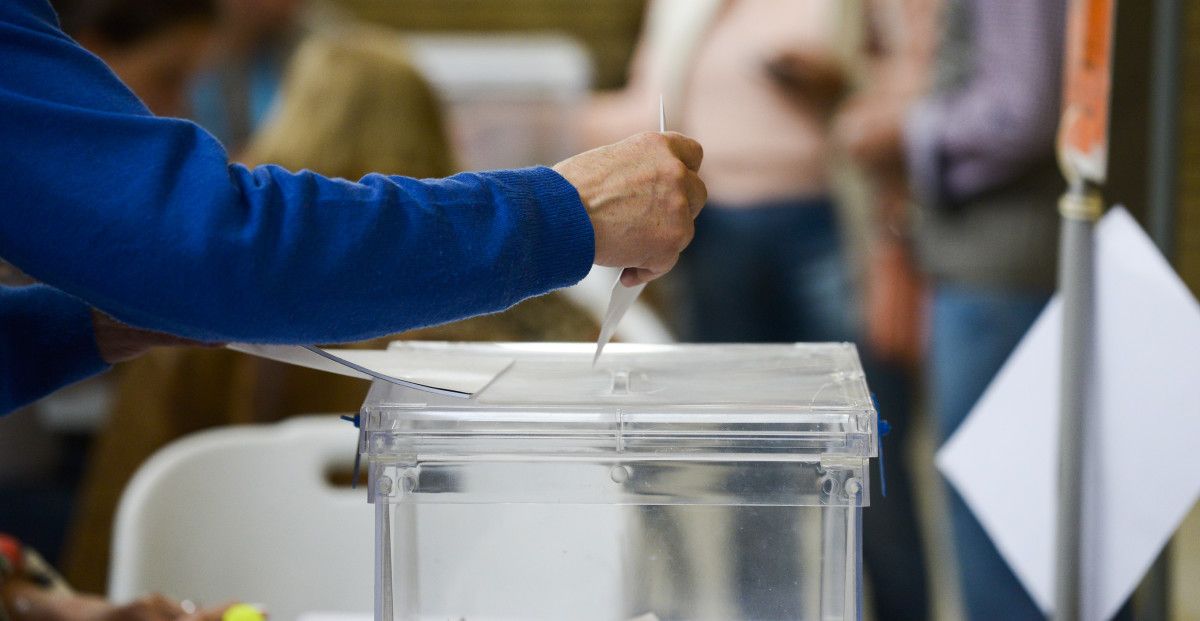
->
<box><xmin>594</xmin><ymin>96</ymin><xmax>666</xmax><ymax>365</ymax></box>
<box><xmin>227</xmin><ymin>344</ymin><xmax>513</xmax><ymax>398</ymax></box>
<box><xmin>936</xmin><ymin>208</ymin><xmax>1200</xmax><ymax>620</ymax></box>
<box><xmin>594</xmin><ymin>280</ymin><xmax>647</xmax><ymax>364</ymax></box>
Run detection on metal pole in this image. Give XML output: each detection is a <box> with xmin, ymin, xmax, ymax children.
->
<box><xmin>1055</xmin><ymin>0</ymin><xmax>1115</xmax><ymax>614</ymax></box>
<box><xmin>1147</xmin><ymin>0</ymin><xmax>1183</xmax><ymax>257</ymax></box>
<box><xmin>1055</xmin><ymin>188</ymin><xmax>1103</xmax><ymax>621</ymax></box>
<box><xmin>1137</xmin><ymin>0</ymin><xmax>1185</xmax><ymax>615</ymax></box>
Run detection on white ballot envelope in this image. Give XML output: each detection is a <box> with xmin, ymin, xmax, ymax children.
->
<box><xmin>226</xmin><ymin>344</ymin><xmax>512</xmax><ymax>398</ymax></box>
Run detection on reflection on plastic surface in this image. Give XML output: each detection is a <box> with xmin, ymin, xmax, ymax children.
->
<box><xmin>375</xmin><ymin>488</ymin><xmax>862</xmax><ymax>620</ymax></box>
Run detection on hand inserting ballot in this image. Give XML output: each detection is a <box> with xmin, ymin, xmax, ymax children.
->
<box><xmin>553</xmin><ymin>131</ymin><xmax>707</xmax><ymax>286</ymax></box>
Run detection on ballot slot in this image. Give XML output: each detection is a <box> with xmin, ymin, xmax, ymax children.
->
<box><xmin>358</xmin><ymin>341</ymin><xmax>876</xmax><ymax>621</ymax></box>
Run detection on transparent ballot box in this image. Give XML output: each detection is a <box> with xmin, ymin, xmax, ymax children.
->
<box><xmin>359</xmin><ymin>342</ymin><xmax>877</xmax><ymax>621</ymax></box>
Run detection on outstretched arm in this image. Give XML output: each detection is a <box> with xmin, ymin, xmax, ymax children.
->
<box><xmin>1</xmin><ymin>0</ymin><xmax>703</xmax><ymax>346</ymax></box>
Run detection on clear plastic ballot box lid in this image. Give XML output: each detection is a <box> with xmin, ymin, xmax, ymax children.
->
<box><xmin>359</xmin><ymin>342</ymin><xmax>877</xmax><ymax>499</ymax></box>
<box><xmin>360</xmin><ymin>342</ymin><xmax>877</xmax><ymax>621</ymax></box>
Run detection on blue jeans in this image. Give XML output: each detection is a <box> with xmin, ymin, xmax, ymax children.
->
<box><xmin>680</xmin><ymin>198</ymin><xmax>929</xmax><ymax>619</ymax></box>
<box><xmin>929</xmin><ymin>284</ymin><xmax>1049</xmax><ymax>621</ymax></box>
<box><xmin>679</xmin><ymin>198</ymin><xmax>854</xmax><ymax>344</ymax></box>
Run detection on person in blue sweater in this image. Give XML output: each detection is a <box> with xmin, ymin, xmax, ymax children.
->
<box><xmin>0</xmin><ymin>0</ymin><xmax>708</xmax><ymax>415</ymax></box>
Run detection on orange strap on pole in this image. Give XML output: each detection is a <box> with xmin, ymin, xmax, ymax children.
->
<box><xmin>1058</xmin><ymin>0</ymin><xmax>1116</xmax><ymax>189</ymax></box>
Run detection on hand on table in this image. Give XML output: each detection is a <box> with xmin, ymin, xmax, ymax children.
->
<box><xmin>553</xmin><ymin>131</ymin><xmax>707</xmax><ymax>287</ymax></box>
<box><xmin>91</xmin><ymin>309</ymin><xmax>219</xmax><ymax>364</ymax></box>
<box><xmin>4</xmin><ymin>582</ymin><xmax>232</xmax><ymax>621</ymax></box>
<box><xmin>64</xmin><ymin>594</ymin><xmax>230</xmax><ymax>621</ymax></box>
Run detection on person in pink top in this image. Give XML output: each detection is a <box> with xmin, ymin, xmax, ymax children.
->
<box><xmin>589</xmin><ymin>0</ymin><xmax>849</xmax><ymax>345</ymax></box>
<box><xmin>587</xmin><ymin>2</ymin><xmax>929</xmax><ymax>618</ymax></box>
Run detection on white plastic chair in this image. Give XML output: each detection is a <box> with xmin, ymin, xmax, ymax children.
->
<box><xmin>109</xmin><ymin>416</ymin><xmax>373</xmax><ymax>621</ymax></box>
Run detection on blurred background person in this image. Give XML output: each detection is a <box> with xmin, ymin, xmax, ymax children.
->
<box><xmin>874</xmin><ymin>0</ymin><xmax>1066</xmax><ymax>618</ymax></box>
<box><xmin>832</xmin><ymin>2</ymin><xmax>943</xmax><ymax>620</ymax></box>
<box><xmin>52</xmin><ymin>0</ymin><xmax>218</xmax><ymax>117</ymax></box>
<box><xmin>62</xmin><ymin>31</ymin><xmax>600</xmax><ymax>591</ymax></box>
<box><xmin>833</xmin><ymin>0</ymin><xmax>940</xmax><ymax>372</ymax></box>
<box><xmin>587</xmin><ymin>0</ymin><xmax>849</xmax><ymax>346</ymax></box>
<box><xmin>585</xmin><ymin>1</ymin><xmax>928</xmax><ymax>618</ymax></box>
<box><xmin>188</xmin><ymin>0</ymin><xmax>307</xmax><ymax>152</ymax></box>
<box><xmin>241</xmin><ymin>30</ymin><xmax>453</xmax><ymax>179</ymax></box>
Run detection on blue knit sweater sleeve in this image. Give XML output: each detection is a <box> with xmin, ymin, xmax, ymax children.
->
<box><xmin>0</xmin><ymin>0</ymin><xmax>595</xmax><ymax>347</ymax></box>
<box><xmin>0</xmin><ymin>285</ymin><xmax>110</xmax><ymax>414</ymax></box>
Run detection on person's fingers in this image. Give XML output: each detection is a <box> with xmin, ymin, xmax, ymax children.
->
<box><xmin>683</xmin><ymin>170</ymin><xmax>707</xmax><ymax>217</ymax></box>
<box><xmin>91</xmin><ymin>310</ymin><xmax>220</xmax><ymax>364</ymax></box>
<box><xmin>642</xmin><ymin>247</ymin><xmax>682</xmax><ymax>284</ymax></box>
<box><xmin>619</xmin><ymin>267</ymin><xmax>641</xmax><ymax>287</ymax></box>
<box><xmin>109</xmin><ymin>596</ymin><xmax>184</xmax><ymax>621</ymax></box>
<box><xmin>145</xmin><ymin>594</ymin><xmax>187</xmax><ymax>620</ymax></box>
<box><xmin>661</xmin><ymin>132</ymin><xmax>703</xmax><ymax>171</ymax></box>
<box><xmin>10</xmin><ymin>588</ymin><xmax>110</xmax><ymax>621</ymax></box>
<box><xmin>554</xmin><ymin>131</ymin><xmax>705</xmax><ymax>279</ymax></box>
<box><xmin>180</xmin><ymin>604</ymin><xmax>237</xmax><ymax>621</ymax></box>
<box><xmin>621</xmin><ymin>267</ymin><xmax>658</xmax><ymax>287</ymax></box>
<box><xmin>179</xmin><ymin>601</ymin><xmax>247</xmax><ymax>621</ymax></box>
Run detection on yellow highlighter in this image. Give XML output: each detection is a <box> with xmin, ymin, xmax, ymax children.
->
<box><xmin>222</xmin><ymin>603</ymin><xmax>266</xmax><ymax>621</ymax></box>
